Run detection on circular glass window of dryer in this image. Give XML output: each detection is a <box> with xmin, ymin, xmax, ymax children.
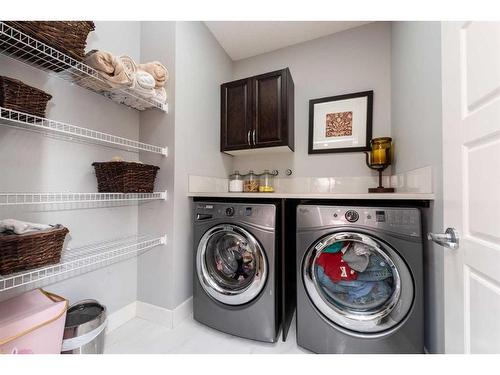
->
<box><xmin>303</xmin><ymin>232</ymin><xmax>414</xmax><ymax>336</ymax></box>
<box><xmin>197</xmin><ymin>225</ymin><xmax>267</xmax><ymax>306</ymax></box>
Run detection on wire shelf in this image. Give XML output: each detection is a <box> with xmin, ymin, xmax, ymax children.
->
<box><xmin>0</xmin><ymin>235</ymin><xmax>167</xmax><ymax>292</ymax></box>
<box><xmin>0</xmin><ymin>107</ymin><xmax>168</xmax><ymax>155</ymax></box>
<box><xmin>0</xmin><ymin>191</ymin><xmax>167</xmax><ymax>206</ymax></box>
<box><xmin>0</xmin><ymin>22</ymin><xmax>168</xmax><ymax>113</ymax></box>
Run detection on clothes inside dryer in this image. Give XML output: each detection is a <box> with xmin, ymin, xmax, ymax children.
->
<box><xmin>205</xmin><ymin>231</ymin><xmax>257</xmax><ymax>291</ymax></box>
<box><xmin>314</xmin><ymin>241</ymin><xmax>395</xmax><ymax>312</ymax></box>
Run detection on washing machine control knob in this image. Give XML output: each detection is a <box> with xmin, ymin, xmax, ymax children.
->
<box><xmin>345</xmin><ymin>210</ymin><xmax>359</xmax><ymax>223</ymax></box>
<box><xmin>225</xmin><ymin>207</ymin><xmax>235</xmax><ymax>216</ymax></box>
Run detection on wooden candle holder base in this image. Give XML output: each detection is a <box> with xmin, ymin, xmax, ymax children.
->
<box><xmin>364</xmin><ymin>152</ymin><xmax>395</xmax><ymax>194</ymax></box>
<box><xmin>368</xmin><ymin>187</ymin><xmax>395</xmax><ymax>193</ymax></box>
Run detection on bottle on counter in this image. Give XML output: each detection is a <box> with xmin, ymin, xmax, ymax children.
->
<box><xmin>259</xmin><ymin>169</ymin><xmax>275</xmax><ymax>193</ymax></box>
<box><xmin>243</xmin><ymin>170</ymin><xmax>260</xmax><ymax>193</ymax></box>
<box><xmin>228</xmin><ymin>171</ymin><xmax>244</xmax><ymax>192</ymax></box>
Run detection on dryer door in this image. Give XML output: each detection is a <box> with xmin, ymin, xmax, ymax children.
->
<box><xmin>197</xmin><ymin>224</ymin><xmax>268</xmax><ymax>306</ymax></box>
<box><xmin>302</xmin><ymin>231</ymin><xmax>414</xmax><ymax>337</ymax></box>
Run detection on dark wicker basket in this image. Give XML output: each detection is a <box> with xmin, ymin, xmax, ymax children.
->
<box><xmin>5</xmin><ymin>21</ymin><xmax>95</xmax><ymax>62</ymax></box>
<box><xmin>92</xmin><ymin>162</ymin><xmax>160</xmax><ymax>193</ymax></box>
<box><xmin>0</xmin><ymin>225</ymin><xmax>69</xmax><ymax>275</ymax></box>
<box><xmin>0</xmin><ymin>76</ymin><xmax>52</xmax><ymax>118</ymax></box>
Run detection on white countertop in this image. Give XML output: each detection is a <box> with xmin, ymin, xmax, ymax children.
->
<box><xmin>188</xmin><ymin>192</ymin><xmax>435</xmax><ymax>200</ymax></box>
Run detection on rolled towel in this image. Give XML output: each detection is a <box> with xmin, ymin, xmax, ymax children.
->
<box><xmin>138</xmin><ymin>61</ymin><xmax>168</xmax><ymax>88</ymax></box>
<box><xmin>0</xmin><ymin>219</ymin><xmax>53</xmax><ymax>235</ymax></box>
<box><xmin>119</xmin><ymin>55</ymin><xmax>137</xmax><ymax>77</ymax></box>
<box><xmin>84</xmin><ymin>50</ymin><xmax>134</xmax><ymax>88</ymax></box>
<box><xmin>84</xmin><ymin>49</ymin><xmax>115</xmax><ymax>74</ymax></box>
<box><xmin>128</xmin><ymin>70</ymin><xmax>156</xmax><ymax>99</ymax></box>
<box><xmin>135</xmin><ymin>70</ymin><xmax>156</xmax><ymax>90</ymax></box>
<box><xmin>108</xmin><ymin>70</ymin><xmax>157</xmax><ymax>110</ymax></box>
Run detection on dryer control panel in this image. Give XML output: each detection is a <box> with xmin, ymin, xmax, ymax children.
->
<box><xmin>297</xmin><ymin>205</ymin><xmax>421</xmax><ymax>238</ymax></box>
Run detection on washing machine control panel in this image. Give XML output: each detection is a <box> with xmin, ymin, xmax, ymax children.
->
<box><xmin>194</xmin><ymin>202</ymin><xmax>277</xmax><ymax>229</ymax></box>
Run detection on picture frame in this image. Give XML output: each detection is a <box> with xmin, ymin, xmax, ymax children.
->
<box><xmin>308</xmin><ymin>90</ymin><xmax>373</xmax><ymax>154</ymax></box>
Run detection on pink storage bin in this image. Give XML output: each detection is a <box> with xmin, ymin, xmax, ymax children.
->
<box><xmin>0</xmin><ymin>289</ymin><xmax>68</xmax><ymax>354</ymax></box>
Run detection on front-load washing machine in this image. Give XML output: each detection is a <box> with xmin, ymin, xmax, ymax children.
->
<box><xmin>296</xmin><ymin>204</ymin><xmax>424</xmax><ymax>353</ymax></box>
<box><xmin>193</xmin><ymin>201</ymin><xmax>279</xmax><ymax>343</ymax></box>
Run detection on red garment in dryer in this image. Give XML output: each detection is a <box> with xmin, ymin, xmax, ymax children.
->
<box><xmin>316</xmin><ymin>252</ymin><xmax>358</xmax><ymax>282</ymax></box>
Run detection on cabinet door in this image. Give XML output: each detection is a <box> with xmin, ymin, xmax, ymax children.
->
<box><xmin>253</xmin><ymin>69</ymin><xmax>289</xmax><ymax>148</ymax></box>
<box><xmin>221</xmin><ymin>79</ymin><xmax>252</xmax><ymax>151</ymax></box>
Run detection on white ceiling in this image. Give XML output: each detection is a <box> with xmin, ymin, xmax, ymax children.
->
<box><xmin>204</xmin><ymin>21</ymin><xmax>371</xmax><ymax>61</ymax></box>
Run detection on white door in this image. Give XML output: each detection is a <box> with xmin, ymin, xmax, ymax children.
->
<box><xmin>441</xmin><ymin>21</ymin><xmax>500</xmax><ymax>353</ymax></box>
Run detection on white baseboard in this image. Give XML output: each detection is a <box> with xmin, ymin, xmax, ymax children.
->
<box><xmin>173</xmin><ymin>297</ymin><xmax>193</xmax><ymax>327</ymax></box>
<box><xmin>136</xmin><ymin>301</ymin><xmax>174</xmax><ymax>328</ymax></box>
<box><xmin>106</xmin><ymin>301</ymin><xmax>137</xmax><ymax>334</ymax></box>
<box><xmin>106</xmin><ymin>298</ymin><xmax>193</xmax><ymax>333</ymax></box>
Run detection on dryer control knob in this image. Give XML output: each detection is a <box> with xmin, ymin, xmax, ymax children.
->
<box><xmin>345</xmin><ymin>210</ymin><xmax>359</xmax><ymax>223</ymax></box>
<box><xmin>225</xmin><ymin>207</ymin><xmax>235</xmax><ymax>216</ymax></box>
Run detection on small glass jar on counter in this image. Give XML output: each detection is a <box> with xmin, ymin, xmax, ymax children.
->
<box><xmin>259</xmin><ymin>170</ymin><xmax>275</xmax><ymax>193</ymax></box>
<box><xmin>228</xmin><ymin>171</ymin><xmax>244</xmax><ymax>192</ymax></box>
<box><xmin>243</xmin><ymin>170</ymin><xmax>260</xmax><ymax>192</ymax></box>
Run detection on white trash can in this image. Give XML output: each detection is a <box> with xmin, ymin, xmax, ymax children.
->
<box><xmin>61</xmin><ymin>300</ymin><xmax>107</xmax><ymax>354</ymax></box>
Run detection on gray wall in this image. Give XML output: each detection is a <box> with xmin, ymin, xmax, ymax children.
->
<box><xmin>170</xmin><ymin>21</ymin><xmax>233</xmax><ymax>308</ymax></box>
<box><xmin>231</xmin><ymin>22</ymin><xmax>392</xmax><ymax>178</ymax></box>
<box><xmin>137</xmin><ymin>21</ymin><xmax>176</xmax><ymax>309</ymax></box>
<box><xmin>137</xmin><ymin>21</ymin><xmax>233</xmax><ymax>309</ymax></box>
<box><xmin>391</xmin><ymin>21</ymin><xmax>444</xmax><ymax>353</ymax></box>
<box><xmin>0</xmin><ymin>22</ymin><xmax>142</xmax><ymax>313</ymax></box>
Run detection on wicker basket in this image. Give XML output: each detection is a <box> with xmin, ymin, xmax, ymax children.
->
<box><xmin>0</xmin><ymin>225</ymin><xmax>69</xmax><ymax>275</ymax></box>
<box><xmin>0</xmin><ymin>76</ymin><xmax>52</xmax><ymax>118</ymax></box>
<box><xmin>92</xmin><ymin>162</ymin><xmax>160</xmax><ymax>193</ymax></box>
<box><xmin>5</xmin><ymin>21</ymin><xmax>95</xmax><ymax>62</ymax></box>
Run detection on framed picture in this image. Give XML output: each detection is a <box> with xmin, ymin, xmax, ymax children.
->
<box><xmin>308</xmin><ymin>90</ymin><xmax>373</xmax><ymax>154</ymax></box>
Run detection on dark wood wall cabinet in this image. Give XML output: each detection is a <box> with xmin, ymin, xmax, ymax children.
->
<box><xmin>221</xmin><ymin>68</ymin><xmax>294</xmax><ymax>155</ymax></box>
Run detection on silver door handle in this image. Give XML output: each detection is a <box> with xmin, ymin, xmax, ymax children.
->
<box><xmin>247</xmin><ymin>130</ymin><xmax>251</xmax><ymax>146</ymax></box>
<box><xmin>428</xmin><ymin>228</ymin><xmax>459</xmax><ymax>250</ymax></box>
<box><xmin>252</xmin><ymin>129</ymin><xmax>256</xmax><ymax>145</ymax></box>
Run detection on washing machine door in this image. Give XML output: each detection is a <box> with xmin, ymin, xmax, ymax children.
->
<box><xmin>302</xmin><ymin>231</ymin><xmax>414</xmax><ymax>337</ymax></box>
<box><xmin>197</xmin><ymin>224</ymin><xmax>268</xmax><ymax>306</ymax></box>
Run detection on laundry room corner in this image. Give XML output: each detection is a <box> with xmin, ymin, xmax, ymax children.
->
<box><xmin>136</xmin><ymin>21</ymin><xmax>234</xmax><ymax>323</ymax></box>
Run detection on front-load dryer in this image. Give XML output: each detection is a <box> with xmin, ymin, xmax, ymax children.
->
<box><xmin>193</xmin><ymin>201</ymin><xmax>279</xmax><ymax>343</ymax></box>
<box><xmin>296</xmin><ymin>205</ymin><xmax>424</xmax><ymax>353</ymax></box>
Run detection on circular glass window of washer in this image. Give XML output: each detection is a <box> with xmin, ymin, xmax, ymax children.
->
<box><xmin>204</xmin><ymin>231</ymin><xmax>259</xmax><ymax>292</ymax></box>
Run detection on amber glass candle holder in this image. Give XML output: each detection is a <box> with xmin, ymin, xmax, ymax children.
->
<box><xmin>364</xmin><ymin>137</ymin><xmax>395</xmax><ymax>193</ymax></box>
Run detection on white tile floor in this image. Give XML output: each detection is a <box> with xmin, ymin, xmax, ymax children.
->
<box><xmin>105</xmin><ymin>315</ymin><xmax>310</xmax><ymax>354</ymax></box>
